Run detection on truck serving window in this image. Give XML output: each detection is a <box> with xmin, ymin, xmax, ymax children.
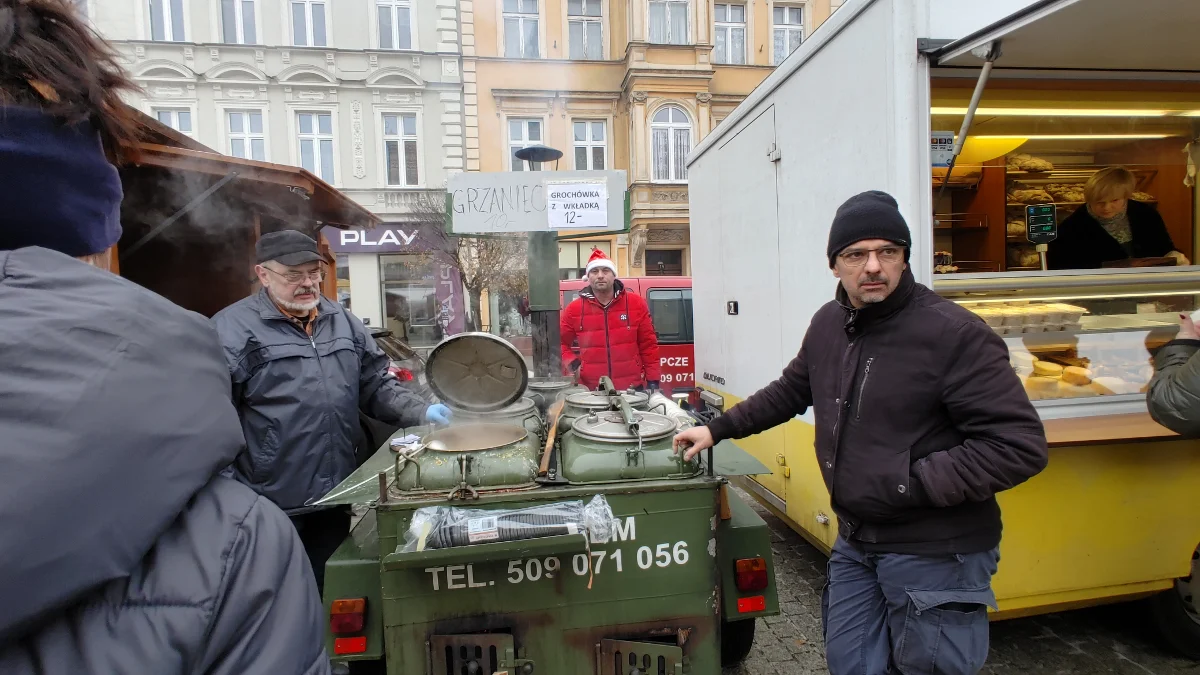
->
<box><xmin>647</xmin><ymin>288</ymin><xmax>693</xmax><ymax>344</ymax></box>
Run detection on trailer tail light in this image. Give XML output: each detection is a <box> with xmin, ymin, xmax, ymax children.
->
<box><xmin>334</xmin><ymin>637</ymin><xmax>368</xmax><ymax>655</ymax></box>
<box><xmin>737</xmin><ymin>595</ymin><xmax>766</xmax><ymax>614</ymax></box>
<box><xmin>734</xmin><ymin>557</ymin><xmax>768</xmax><ymax>591</ymax></box>
<box><xmin>329</xmin><ymin>598</ymin><xmax>366</xmax><ymax>634</ymax></box>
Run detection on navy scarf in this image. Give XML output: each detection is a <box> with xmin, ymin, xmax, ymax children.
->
<box><xmin>0</xmin><ymin>106</ymin><xmax>123</xmax><ymax>257</ymax></box>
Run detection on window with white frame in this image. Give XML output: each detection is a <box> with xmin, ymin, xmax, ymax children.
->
<box><xmin>508</xmin><ymin>118</ymin><xmax>542</xmax><ymax>171</ymax></box>
<box><xmin>567</xmin><ymin>0</ymin><xmax>602</xmax><ymax>60</ymax></box>
<box><xmin>773</xmin><ymin>5</ymin><xmax>804</xmax><ymax>64</ymax></box>
<box><xmin>220</xmin><ymin>0</ymin><xmax>256</xmax><ymax>43</ymax></box>
<box><xmin>227</xmin><ymin>110</ymin><xmax>266</xmax><ymax>161</ymax></box>
<box><xmin>297</xmin><ymin>111</ymin><xmax>335</xmax><ymax>181</ymax></box>
<box><xmin>573</xmin><ymin>120</ymin><xmax>606</xmax><ymax>170</ymax></box>
<box><xmin>291</xmin><ymin>0</ymin><xmax>327</xmax><ymax>47</ymax></box>
<box><xmin>648</xmin><ymin>0</ymin><xmax>687</xmax><ymax>45</ymax></box>
<box><xmin>651</xmin><ymin>105</ymin><xmax>690</xmax><ymax>182</ymax></box>
<box><xmin>713</xmin><ymin>3</ymin><xmax>745</xmax><ymax>65</ymax></box>
<box><xmin>382</xmin><ymin>113</ymin><xmax>419</xmax><ymax>186</ymax></box>
<box><xmin>377</xmin><ymin>0</ymin><xmax>413</xmax><ymax>50</ymax></box>
<box><xmin>154</xmin><ymin>108</ymin><xmax>193</xmax><ymax>136</ymax></box>
<box><xmin>148</xmin><ymin>0</ymin><xmax>185</xmax><ymax>40</ymax></box>
<box><xmin>503</xmin><ymin>0</ymin><xmax>539</xmax><ymax>59</ymax></box>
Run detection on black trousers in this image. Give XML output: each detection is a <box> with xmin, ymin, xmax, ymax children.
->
<box><xmin>289</xmin><ymin>507</ymin><xmax>352</xmax><ymax>595</ymax></box>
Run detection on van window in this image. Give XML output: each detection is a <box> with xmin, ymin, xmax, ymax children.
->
<box><xmin>562</xmin><ymin>290</ymin><xmax>581</xmax><ymax>308</ymax></box>
<box><xmin>647</xmin><ymin>288</ymin><xmax>693</xmax><ymax>344</ymax></box>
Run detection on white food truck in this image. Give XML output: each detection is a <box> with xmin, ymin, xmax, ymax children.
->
<box><xmin>688</xmin><ymin>0</ymin><xmax>1200</xmax><ymax>657</ymax></box>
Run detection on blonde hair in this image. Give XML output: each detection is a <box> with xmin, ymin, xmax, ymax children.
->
<box><xmin>1085</xmin><ymin>167</ymin><xmax>1136</xmax><ymax>204</ymax></box>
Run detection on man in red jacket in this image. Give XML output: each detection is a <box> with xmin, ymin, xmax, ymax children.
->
<box><xmin>561</xmin><ymin>249</ymin><xmax>661</xmax><ymax>391</ymax></box>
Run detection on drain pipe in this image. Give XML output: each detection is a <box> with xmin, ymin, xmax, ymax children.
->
<box><xmin>937</xmin><ymin>41</ymin><xmax>1002</xmax><ymax>201</ymax></box>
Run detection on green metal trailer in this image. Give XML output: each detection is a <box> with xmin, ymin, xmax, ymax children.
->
<box><xmin>316</xmin><ymin>335</ymin><xmax>780</xmax><ymax>675</ymax></box>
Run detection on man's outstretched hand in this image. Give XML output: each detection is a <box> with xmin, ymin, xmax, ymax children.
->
<box><xmin>673</xmin><ymin>425</ymin><xmax>714</xmax><ymax>462</ymax></box>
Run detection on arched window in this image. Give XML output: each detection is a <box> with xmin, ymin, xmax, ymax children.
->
<box><xmin>651</xmin><ymin>105</ymin><xmax>690</xmax><ymax>182</ymax></box>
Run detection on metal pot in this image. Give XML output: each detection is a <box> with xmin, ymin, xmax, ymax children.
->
<box><xmin>558</xmin><ymin>389</ymin><xmax>650</xmax><ymax>432</ymax></box>
<box><xmin>450</xmin><ymin>397</ymin><xmax>545</xmax><ymax>443</ymax></box>
<box><xmin>559</xmin><ymin>410</ymin><xmax>700</xmax><ymax>483</ymax></box>
<box><xmin>394</xmin><ymin>422</ymin><xmax>540</xmax><ymax>496</ymax></box>
<box><xmin>525</xmin><ymin>378</ymin><xmax>588</xmax><ymax>417</ymax></box>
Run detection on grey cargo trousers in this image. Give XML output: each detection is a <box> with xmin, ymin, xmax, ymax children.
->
<box><xmin>822</xmin><ymin>537</ymin><xmax>1000</xmax><ymax>675</ymax></box>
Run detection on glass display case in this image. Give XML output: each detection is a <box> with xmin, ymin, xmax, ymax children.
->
<box><xmin>934</xmin><ymin>268</ymin><xmax>1200</xmax><ymax>416</ymax></box>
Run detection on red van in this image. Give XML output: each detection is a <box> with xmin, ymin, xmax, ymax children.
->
<box><xmin>559</xmin><ymin>276</ymin><xmax>694</xmax><ymax>395</ymax></box>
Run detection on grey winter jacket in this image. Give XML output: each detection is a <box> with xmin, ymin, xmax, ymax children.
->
<box><xmin>213</xmin><ymin>289</ymin><xmax>429</xmax><ymax>511</ymax></box>
<box><xmin>0</xmin><ymin>247</ymin><xmax>329</xmax><ymax>674</ymax></box>
<box><xmin>1147</xmin><ymin>339</ymin><xmax>1200</xmax><ymax>436</ymax></box>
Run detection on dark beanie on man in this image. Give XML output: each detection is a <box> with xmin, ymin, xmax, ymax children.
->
<box><xmin>826</xmin><ymin>190</ymin><xmax>911</xmax><ymax>267</ymax></box>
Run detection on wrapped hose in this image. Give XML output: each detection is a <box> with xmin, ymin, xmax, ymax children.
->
<box><xmin>402</xmin><ymin>494</ymin><xmax>617</xmax><ymax>552</ymax></box>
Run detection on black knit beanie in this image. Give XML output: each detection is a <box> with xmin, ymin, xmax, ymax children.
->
<box><xmin>826</xmin><ymin>190</ymin><xmax>911</xmax><ymax>268</ymax></box>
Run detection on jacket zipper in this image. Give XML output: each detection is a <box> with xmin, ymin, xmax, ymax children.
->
<box><xmin>603</xmin><ymin>303</ymin><xmax>614</xmax><ymax>379</ymax></box>
<box><xmin>855</xmin><ymin>357</ymin><xmax>874</xmax><ymax>421</ymax></box>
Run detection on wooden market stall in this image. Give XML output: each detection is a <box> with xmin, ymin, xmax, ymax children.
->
<box><xmin>110</xmin><ymin>111</ymin><xmax>380</xmax><ymax>317</ymax></box>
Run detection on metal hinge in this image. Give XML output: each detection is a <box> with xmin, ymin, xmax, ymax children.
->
<box><xmin>767</xmin><ymin>142</ymin><xmax>781</xmax><ymax>162</ymax></box>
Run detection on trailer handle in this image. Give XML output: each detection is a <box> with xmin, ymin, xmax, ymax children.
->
<box><xmin>937</xmin><ymin>41</ymin><xmax>1001</xmax><ymax>200</ymax></box>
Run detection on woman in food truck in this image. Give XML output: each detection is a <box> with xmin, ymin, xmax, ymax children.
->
<box><xmin>1048</xmin><ymin>166</ymin><xmax>1190</xmax><ymax>270</ymax></box>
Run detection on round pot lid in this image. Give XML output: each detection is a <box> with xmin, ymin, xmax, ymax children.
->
<box><xmin>426</xmin><ymin>332</ymin><xmax>529</xmax><ymax>412</ymax></box>
<box><xmin>565</xmin><ymin>390</ymin><xmax>649</xmax><ymax>410</ymax></box>
<box><xmin>527</xmin><ymin>378</ymin><xmax>576</xmax><ymax>392</ymax></box>
<box><xmin>571</xmin><ymin>410</ymin><xmax>677</xmax><ymax>442</ymax></box>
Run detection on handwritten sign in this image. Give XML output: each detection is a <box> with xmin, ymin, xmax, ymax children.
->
<box><xmin>547</xmin><ymin>181</ymin><xmax>608</xmax><ymax>229</ymax></box>
<box><xmin>448</xmin><ymin>170</ymin><xmax>626</xmax><ymax>233</ymax></box>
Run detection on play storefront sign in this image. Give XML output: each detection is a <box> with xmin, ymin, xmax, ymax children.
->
<box><xmin>334</xmin><ymin>227</ymin><xmax>419</xmax><ymax>249</ymax></box>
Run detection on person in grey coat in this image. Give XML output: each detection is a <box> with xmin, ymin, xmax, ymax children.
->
<box><xmin>0</xmin><ymin>1</ymin><xmax>328</xmax><ymax>666</ymax></box>
<box><xmin>213</xmin><ymin>229</ymin><xmax>451</xmax><ymax>591</ymax></box>
<box><xmin>1147</xmin><ymin>313</ymin><xmax>1200</xmax><ymax>435</ymax></box>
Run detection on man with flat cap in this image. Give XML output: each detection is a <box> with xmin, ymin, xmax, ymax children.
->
<box><xmin>214</xmin><ymin>230</ymin><xmax>452</xmax><ymax>592</ymax></box>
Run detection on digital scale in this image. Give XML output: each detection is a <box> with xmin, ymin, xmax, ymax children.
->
<box><xmin>1025</xmin><ymin>204</ymin><xmax>1058</xmax><ymax>270</ymax></box>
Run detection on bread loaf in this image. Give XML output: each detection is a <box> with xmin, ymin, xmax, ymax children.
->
<box><xmin>1062</xmin><ymin>366</ymin><xmax>1093</xmax><ymax>386</ymax></box>
<box><xmin>1033</xmin><ymin>361</ymin><xmax>1064</xmax><ymax>378</ymax></box>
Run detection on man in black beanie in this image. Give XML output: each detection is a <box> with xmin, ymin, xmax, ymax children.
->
<box><xmin>676</xmin><ymin>190</ymin><xmax>1048</xmax><ymax>674</ymax></box>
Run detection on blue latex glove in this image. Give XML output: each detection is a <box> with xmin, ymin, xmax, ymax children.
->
<box><xmin>426</xmin><ymin>404</ymin><xmax>453</xmax><ymax>426</ymax></box>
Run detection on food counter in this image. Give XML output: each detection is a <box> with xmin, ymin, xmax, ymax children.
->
<box><xmin>935</xmin><ymin>268</ymin><xmax>1200</xmax><ymax>415</ymax></box>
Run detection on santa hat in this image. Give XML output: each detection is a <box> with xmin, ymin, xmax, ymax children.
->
<box><xmin>583</xmin><ymin>248</ymin><xmax>618</xmax><ymax>277</ymax></box>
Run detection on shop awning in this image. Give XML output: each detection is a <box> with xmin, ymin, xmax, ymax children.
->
<box><xmin>934</xmin><ymin>0</ymin><xmax>1200</xmax><ymax>74</ymax></box>
<box><xmin>123</xmin><ymin>111</ymin><xmax>380</xmax><ymax>230</ymax></box>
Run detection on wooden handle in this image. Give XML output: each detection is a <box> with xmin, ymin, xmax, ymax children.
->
<box><xmin>538</xmin><ymin>400</ymin><xmax>565</xmax><ymax>476</ymax></box>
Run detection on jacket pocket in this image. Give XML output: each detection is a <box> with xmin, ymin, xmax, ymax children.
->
<box><xmin>854</xmin><ymin>357</ymin><xmax>874</xmax><ymax>421</ymax></box>
<box><xmin>838</xmin><ymin>444</ymin><xmax>915</xmax><ymax>522</ymax></box>
<box><xmin>249</xmin><ymin>424</ymin><xmax>280</xmax><ymax>483</ymax></box>
<box><xmin>897</xmin><ymin>586</ymin><xmax>995</xmax><ymax>675</ymax></box>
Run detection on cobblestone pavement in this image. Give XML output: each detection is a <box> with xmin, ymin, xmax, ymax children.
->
<box><xmin>723</xmin><ymin>490</ymin><xmax>1200</xmax><ymax>675</ymax></box>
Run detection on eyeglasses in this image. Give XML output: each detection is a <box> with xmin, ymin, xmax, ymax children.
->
<box><xmin>838</xmin><ymin>246</ymin><xmax>905</xmax><ymax>268</ymax></box>
<box><xmin>264</xmin><ymin>266</ymin><xmax>325</xmax><ymax>284</ymax></box>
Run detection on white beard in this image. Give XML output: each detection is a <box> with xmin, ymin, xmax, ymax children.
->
<box><xmin>269</xmin><ymin>286</ymin><xmax>321</xmax><ymax>312</ymax></box>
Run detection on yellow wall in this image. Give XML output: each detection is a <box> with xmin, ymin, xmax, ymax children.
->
<box><xmin>462</xmin><ymin>0</ymin><xmax>834</xmax><ymax>272</ymax></box>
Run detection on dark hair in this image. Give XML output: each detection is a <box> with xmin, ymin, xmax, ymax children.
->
<box><xmin>0</xmin><ymin>0</ymin><xmax>143</xmax><ymax>156</ymax></box>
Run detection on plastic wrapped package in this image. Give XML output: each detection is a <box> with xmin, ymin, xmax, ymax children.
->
<box><xmin>401</xmin><ymin>494</ymin><xmax>618</xmax><ymax>552</ymax></box>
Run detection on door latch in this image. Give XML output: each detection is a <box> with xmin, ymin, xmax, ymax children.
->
<box><xmin>767</xmin><ymin>142</ymin><xmax>781</xmax><ymax>163</ymax></box>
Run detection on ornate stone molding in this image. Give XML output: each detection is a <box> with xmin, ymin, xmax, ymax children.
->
<box><xmin>351</xmin><ymin>101</ymin><xmax>366</xmax><ymax>179</ymax></box>
<box><xmin>651</xmin><ymin>190</ymin><xmax>688</xmax><ymax>203</ymax></box>
<box><xmin>631</xmin><ymin>91</ymin><xmax>648</xmax><ymax>104</ymax></box>
<box><xmin>696</xmin><ymin>92</ymin><xmax>712</xmax><ymax>104</ymax></box>
<box><xmin>630</xmin><ymin>227</ymin><xmax>648</xmax><ymax>267</ymax></box>
<box><xmin>648</xmin><ymin>228</ymin><xmax>688</xmax><ymax>244</ymax></box>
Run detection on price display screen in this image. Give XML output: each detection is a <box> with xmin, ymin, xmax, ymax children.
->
<box><xmin>1025</xmin><ymin>204</ymin><xmax>1058</xmax><ymax>244</ymax></box>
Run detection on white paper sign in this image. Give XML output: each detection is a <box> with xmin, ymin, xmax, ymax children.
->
<box><xmin>931</xmin><ymin>131</ymin><xmax>955</xmax><ymax>168</ymax></box>
<box><xmin>546</xmin><ymin>181</ymin><xmax>609</xmax><ymax>230</ymax></box>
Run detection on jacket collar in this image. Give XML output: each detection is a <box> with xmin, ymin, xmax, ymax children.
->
<box><xmin>255</xmin><ymin>287</ymin><xmax>337</xmax><ymax>322</ymax></box>
<box><xmin>579</xmin><ymin>278</ymin><xmax>625</xmax><ymax>305</ymax></box>
<box><xmin>835</xmin><ymin>267</ymin><xmax>916</xmax><ymax>334</ymax></box>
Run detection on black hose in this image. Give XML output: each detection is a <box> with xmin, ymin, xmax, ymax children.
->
<box><xmin>427</xmin><ymin>509</ymin><xmax>582</xmax><ymax>549</ymax></box>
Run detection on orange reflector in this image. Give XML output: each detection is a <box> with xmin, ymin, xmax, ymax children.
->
<box><xmin>334</xmin><ymin>637</ymin><xmax>368</xmax><ymax>655</ymax></box>
<box><xmin>331</xmin><ymin>598</ymin><xmax>366</xmax><ymax>615</ymax></box>
<box><xmin>737</xmin><ymin>595</ymin><xmax>766</xmax><ymax>613</ymax></box>
<box><xmin>734</xmin><ymin>557</ymin><xmax>769</xmax><ymax>591</ymax></box>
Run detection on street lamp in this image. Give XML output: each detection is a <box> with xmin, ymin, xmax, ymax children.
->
<box><xmin>513</xmin><ymin>144</ymin><xmax>563</xmax><ymax>171</ymax></box>
<box><xmin>512</xmin><ymin>144</ymin><xmax>565</xmax><ymax>378</ymax></box>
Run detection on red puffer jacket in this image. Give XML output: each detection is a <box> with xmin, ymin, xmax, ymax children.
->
<box><xmin>560</xmin><ymin>281</ymin><xmax>661</xmax><ymax>391</ymax></box>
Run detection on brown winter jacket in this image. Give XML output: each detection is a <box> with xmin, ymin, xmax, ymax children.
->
<box><xmin>707</xmin><ymin>270</ymin><xmax>1048</xmax><ymax>555</ymax></box>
